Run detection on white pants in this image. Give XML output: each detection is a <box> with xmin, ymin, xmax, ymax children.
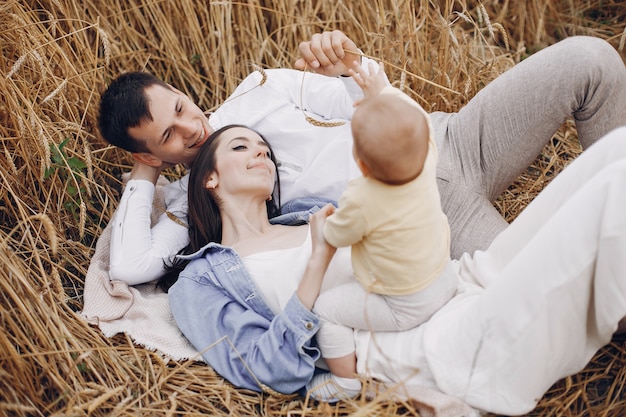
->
<box><xmin>315</xmin><ymin>260</ymin><xmax>458</xmax><ymax>358</ymax></box>
<box><xmin>355</xmin><ymin>127</ymin><xmax>626</xmax><ymax>415</ymax></box>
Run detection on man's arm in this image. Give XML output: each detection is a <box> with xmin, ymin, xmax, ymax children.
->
<box><xmin>295</xmin><ymin>30</ymin><xmax>361</xmax><ymax>77</ymax></box>
<box><xmin>108</xmin><ymin>162</ymin><xmax>189</xmax><ymax>285</ymax></box>
<box><xmin>128</xmin><ymin>158</ymin><xmax>162</xmax><ymax>184</ymax></box>
<box><xmin>212</xmin><ymin>67</ymin><xmax>357</xmax><ymax>127</ymax></box>
<box><xmin>295</xmin><ymin>30</ymin><xmax>390</xmax><ymax>103</ymax></box>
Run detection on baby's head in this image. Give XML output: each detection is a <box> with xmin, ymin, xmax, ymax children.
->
<box><xmin>351</xmin><ymin>93</ymin><xmax>430</xmax><ymax>185</ymax></box>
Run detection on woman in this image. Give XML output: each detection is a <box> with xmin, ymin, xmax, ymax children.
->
<box><xmin>166</xmin><ymin>123</ymin><xmax>626</xmax><ymax>416</ymax></box>
<box><xmin>163</xmin><ymin>124</ymin><xmax>336</xmax><ymax>395</ymax></box>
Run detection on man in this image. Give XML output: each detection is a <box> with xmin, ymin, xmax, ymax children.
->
<box><xmin>97</xmin><ymin>30</ymin><xmax>626</xmax><ymax>285</ymax></box>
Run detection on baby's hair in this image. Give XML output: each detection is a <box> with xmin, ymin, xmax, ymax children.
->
<box><xmin>352</xmin><ymin>93</ymin><xmax>430</xmax><ymax>185</ymax></box>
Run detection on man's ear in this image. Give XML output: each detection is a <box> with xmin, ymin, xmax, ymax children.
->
<box><xmin>132</xmin><ymin>152</ymin><xmax>163</xmax><ymax>168</ymax></box>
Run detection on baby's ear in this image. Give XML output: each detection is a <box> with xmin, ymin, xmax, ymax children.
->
<box><xmin>356</xmin><ymin>158</ymin><xmax>371</xmax><ymax>177</ymax></box>
<box><xmin>132</xmin><ymin>152</ymin><xmax>163</xmax><ymax>168</ymax></box>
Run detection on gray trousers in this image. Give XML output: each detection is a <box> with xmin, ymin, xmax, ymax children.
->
<box><xmin>433</xmin><ymin>36</ymin><xmax>626</xmax><ymax>259</ymax></box>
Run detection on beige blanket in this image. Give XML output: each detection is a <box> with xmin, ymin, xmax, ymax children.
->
<box><xmin>80</xmin><ymin>176</ymin><xmax>478</xmax><ymax>417</ymax></box>
<box><xmin>81</xmin><ymin>176</ymin><xmax>202</xmax><ymax>361</ymax></box>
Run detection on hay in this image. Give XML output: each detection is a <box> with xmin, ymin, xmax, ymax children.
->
<box><xmin>1</xmin><ymin>0</ymin><xmax>625</xmax><ymax>415</ymax></box>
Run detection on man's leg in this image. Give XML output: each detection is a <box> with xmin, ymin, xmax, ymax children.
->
<box><xmin>432</xmin><ymin>36</ymin><xmax>626</xmax><ymax>258</ymax></box>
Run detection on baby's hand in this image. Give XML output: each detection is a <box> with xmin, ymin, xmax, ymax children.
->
<box><xmin>349</xmin><ymin>61</ymin><xmax>387</xmax><ymax>105</ymax></box>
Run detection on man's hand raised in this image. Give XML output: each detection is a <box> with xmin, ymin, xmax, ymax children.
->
<box><xmin>294</xmin><ymin>30</ymin><xmax>361</xmax><ymax>77</ymax></box>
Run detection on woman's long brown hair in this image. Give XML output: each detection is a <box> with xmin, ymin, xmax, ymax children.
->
<box><xmin>158</xmin><ymin>124</ymin><xmax>281</xmax><ymax>291</ymax></box>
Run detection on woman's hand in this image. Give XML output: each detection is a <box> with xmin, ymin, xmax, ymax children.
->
<box><xmin>309</xmin><ymin>203</ymin><xmax>337</xmax><ymax>259</ymax></box>
<box><xmin>296</xmin><ymin>203</ymin><xmax>337</xmax><ymax>310</ymax></box>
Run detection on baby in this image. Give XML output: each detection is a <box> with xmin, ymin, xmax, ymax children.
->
<box><xmin>308</xmin><ymin>62</ymin><xmax>458</xmax><ymax>401</ymax></box>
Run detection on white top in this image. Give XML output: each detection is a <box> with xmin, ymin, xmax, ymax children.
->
<box><xmin>242</xmin><ymin>226</ymin><xmax>353</xmax><ymax>314</ymax></box>
<box><xmin>109</xmin><ymin>58</ymin><xmax>388</xmax><ymax>284</ymax></box>
<box><xmin>241</xmin><ymin>230</ymin><xmax>310</xmax><ymax>314</ymax></box>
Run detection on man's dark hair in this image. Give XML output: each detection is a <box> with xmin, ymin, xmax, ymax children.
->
<box><xmin>98</xmin><ymin>71</ymin><xmax>170</xmax><ymax>153</ymax></box>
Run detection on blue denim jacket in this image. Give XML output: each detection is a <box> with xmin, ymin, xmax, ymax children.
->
<box><xmin>168</xmin><ymin>197</ymin><xmax>335</xmax><ymax>394</ymax></box>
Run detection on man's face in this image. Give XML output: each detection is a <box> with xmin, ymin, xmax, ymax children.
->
<box><xmin>129</xmin><ymin>84</ymin><xmax>213</xmax><ymax>167</ymax></box>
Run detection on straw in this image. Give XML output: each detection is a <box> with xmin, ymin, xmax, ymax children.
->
<box><xmin>1</xmin><ymin>0</ymin><xmax>625</xmax><ymax>415</ymax></box>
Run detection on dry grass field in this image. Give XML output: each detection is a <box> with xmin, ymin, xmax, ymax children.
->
<box><xmin>1</xmin><ymin>0</ymin><xmax>626</xmax><ymax>415</ymax></box>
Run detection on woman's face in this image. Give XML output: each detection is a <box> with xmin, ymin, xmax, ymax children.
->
<box><xmin>207</xmin><ymin>127</ymin><xmax>276</xmax><ymax>200</ymax></box>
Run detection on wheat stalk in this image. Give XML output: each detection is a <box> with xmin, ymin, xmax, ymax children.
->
<box><xmin>0</xmin><ymin>1</ymin><xmax>624</xmax><ymax>416</ymax></box>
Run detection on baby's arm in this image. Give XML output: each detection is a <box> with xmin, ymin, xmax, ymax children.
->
<box><xmin>323</xmin><ymin>191</ymin><xmax>368</xmax><ymax>248</ymax></box>
<box><xmin>347</xmin><ymin>61</ymin><xmax>388</xmax><ymax>105</ymax></box>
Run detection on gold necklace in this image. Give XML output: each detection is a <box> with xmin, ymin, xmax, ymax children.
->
<box><xmin>298</xmin><ymin>61</ymin><xmax>345</xmax><ymax>128</ymax></box>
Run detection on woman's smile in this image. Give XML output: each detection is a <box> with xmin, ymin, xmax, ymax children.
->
<box><xmin>248</xmin><ymin>161</ymin><xmax>272</xmax><ymax>173</ymax></box>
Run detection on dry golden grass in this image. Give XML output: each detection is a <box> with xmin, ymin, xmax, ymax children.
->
<box><xmin>1</xmin><ymin>0</ymin><xmax>626</xmax><ymax>415</ymax></box>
